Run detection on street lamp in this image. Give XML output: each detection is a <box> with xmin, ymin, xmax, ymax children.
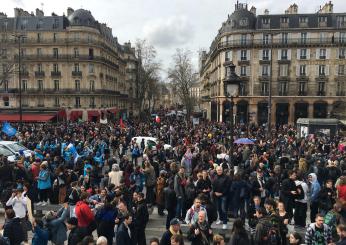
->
<box><xmin>223</xmin><ymin>62</ymin><xmax>241</xmax><ymax>158</ymax></box>
<box><xmin>12</xmin><ymin>34</ymin><xmax>26</xmax><ymax>131</ymax></box>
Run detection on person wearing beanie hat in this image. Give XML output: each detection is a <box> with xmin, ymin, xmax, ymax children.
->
<box><xmin>66</xmin><ymin>217</ymin><xmax>88</xmax><ymax>245</ymax></box>
<box><xmin>160</xmin><ymin>218</ymin><xmax>182</xmax><ymax>245</ymax></box>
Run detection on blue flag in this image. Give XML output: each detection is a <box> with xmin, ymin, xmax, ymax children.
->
<box><xmin>2</xmin><ymin>122</ymin><xmax>17</xmax><ymax>137</ymax></box>
<box><xmin>67</xmin><ymin>143</ymin><xmax>80</xmax><ymax>163</ymax></box>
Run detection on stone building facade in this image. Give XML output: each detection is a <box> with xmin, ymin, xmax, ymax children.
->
<box><xmin>199</xmin><ymin>1</ymin><xmax>346</xmax><ymax>125</ymax></box>
<box><xmin>0</xmin><ymin>7</ymin><xmax>138</xmax><ymax>121</ymax></box>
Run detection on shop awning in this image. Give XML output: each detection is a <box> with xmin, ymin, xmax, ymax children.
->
<box><xmin>0</xmin><ymin>114</ymin><xmax>55</xmax><ymax>122</ymax></box>
<box><xmin>87</xmin><ymin>110</ymin><xmax>100</xmax><ymax>117</ymax></box>
<box><xmin>70</xmin><ymin>111</ymin><xmax>83</xmax><ymax>121</ymax></box>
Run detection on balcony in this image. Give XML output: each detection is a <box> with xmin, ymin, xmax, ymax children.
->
<box><xmin>317</xmin><ymin>91</ymin><xmax>326</xmax><ymax>96</ymax></box>
<box><xmin>261</xmin><ymin>91</ymin><xmax>269</xmax><ymax>96</ymax></box>
<box><xmin>51</xmin><ymin>71</ymin><xmax>61</xmax><ymax>77</ymax></box>
<box><xmin>35</xmin><ymin>71</ymin><xmax>45</xmax><ymax>78</ymax></box>
<box><xmin>20</xmin><ymin>71</ymin><xmax>29</xmax><ymax>77</ymax></box>
<box><xmin>336</xmin><ymin>91</ymin><xmax>345</xmax><ymax>96</ymax></box>
<box><xmin>300</xmin><ymin>56</ymin><xmax>307</xmax><ymax>60</ymax></box>
<box><xmin>278</xmin><ymin>91</ymin><xmax>288</xmax><ymax>96</ymax></box>
<box><xmin>298</xmin><ymin>91</ymin><xmax>307</xmax><ymax>96</ymax></box>
<box><xmin>319</xmin><ymin>56</ymin><xmax>326</xmax><ymax>60</ymax></box>
<box><xmin>72</xmin><ymin>71</ymin><xmax>82</xmax><ymax>77</ymax></box>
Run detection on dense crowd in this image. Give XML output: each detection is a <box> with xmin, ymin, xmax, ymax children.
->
<box><xmin>0</xmin><ymin>117</ymin><xmax>346</xmax><ymax>245</ymax></box>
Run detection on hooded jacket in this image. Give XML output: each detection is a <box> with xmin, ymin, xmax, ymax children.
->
<box><xmin>75</xmin><ymin>201</ymin><xmax>94</xmax><ymax>227</ymax></box>
<box><xmin>308</xmin><ymin>173</ymin><xmax>321</xmax><ymax>203</ymax></box>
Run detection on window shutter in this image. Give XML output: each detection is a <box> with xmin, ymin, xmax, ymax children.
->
<box><xmin>326</xmin><ymin>49</ymin><xmax>330</xmax><ymax>59</ymax></box>
<box><xmin>247</xmin><ymin>50</ymin><xmax>251</xmax><ymax>60</ymax></box>
<box><xmin>315</xmin><ymin>65</ymin><xmax>319</xmax><ymax>76</ymax></box>
<box><xmin>297</xmin><ymin>49</ymin><xmax>300</xmax><ymax>60</ymax></box>
<box><xmin>296</xmin><ymin>65</ymin><xmax>300</xmax><ymax>76</ymax></box>
<box><xmin>287</xmin><ymin>49</ymin><xmax>291</xmax><ymax>60</ymax></box>
<box><xmin>326</xmin><ymin>65</ymin><xmax>330</xmax><ymax>76</ymax></box>
<box><xmin>337</xmin><ymin>48</ymin><xmax>340</xmax><ymax>58</ymax></box>
<box><xmin>259</xmin><ymin>50</ymin><xmax>263</xmax><ymax>60</ymax></box>
<box><xmin>336</xmin><ymin>65</ymin><xmax>339</xmax><ymax>75</ymax></box>
<box><xmin>306</xmin><ymin>49</ymin><xmax>310</xmax><ymax>60</ymax></box>
<box><xmin>278</xmin><ymin>49</ymin><xmax>281</xmax><ymax>60</ymax></box>
<box><xmin>237</xmin><ymin>50</ymin><xmax>241</xmax><ymax>60</ymax></box>
<box><xmin>268</xmin><ymin>66</ymin><xmax>271</xmax><ymax>76</ymax></box>
<box><xmin>259</xmin><ymin>65</ymin><xmax>262</xmax><ymax>76</ymax></box>
<box><xmin>306</xmin><ymin>65</ymin><xmax>309</xmax><ymax>76</ymax></box>
<box><xmin>269</xmin><ymin>50</ymin><xmax>272</xmax><ymax>60</ymax></box>
<box><xmin>316</xmin><ymin>49</ymin><xmax>319</xmax><ymax>59</ymax></box>
<box><xmin>246</xmin><ymin>66</ymin><xmax>251</xmax><ymax>76</ymax></box>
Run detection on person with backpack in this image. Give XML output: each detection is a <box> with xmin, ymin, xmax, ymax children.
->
<box><xmin>185</xmin><ymin>197</ymin><xmax>208</xmax><ymax>226</ymax></box>
<box><xmin>229</xmin><ymin>219</ymin><xmax>250</xmax><ymax>245</ymax></box>
<box><xmin>254</xmin><ymin>207</ymin><xmax>281</xmax><ymax>245</ymax></box>
<box><xmin>305</xmin><ymin>213</ymin><xmax>332</xmax><ymax>245</ymax></box>
<box><xmin>45</xmin><ymin>203</ymin><xmax>69</xmax><ymax>245</ymax></box>
<box><xmin>324</xmin><ymin>202</ymin><xmax>343</xmax><ymax>242</ymax></box>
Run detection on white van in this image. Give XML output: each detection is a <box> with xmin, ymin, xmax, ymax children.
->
<box><xmin>0</xmin><ymin>141</ymin><xmax>33</xmax><ymax>159</ymax></box>
<box><xmin>0</xmin><ymin>145</ymin><xmax>17</xmax><ymax>162</ymax></box>
<box><xmin>131</xmin><ymin>136</ymin><xmax>172</xmax><ymax>153</ymax></box>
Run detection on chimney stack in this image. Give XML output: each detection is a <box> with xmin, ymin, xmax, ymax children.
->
<box><xmin>250</xmin><ymin>6</ymin><xmax>256</xmax><ymax>15</ymax></box>
<box><xmin>318</xmin><ymin>1</ymin><xmax>333</xmax><ymax>13</ymax></box>
<box><xmin>285</xmin><ymin>3</ymin><xmax>298</xmax><ymax>14</ymax></box>
<box><xmin>264</xmin><ymin>9</ymin><xmax>269</xmax><ymax>15</ymax></box>
<box><xmin>35</xmin><ymin>8</ymin><xmax>44</xmax><ymax>17</ymax></box>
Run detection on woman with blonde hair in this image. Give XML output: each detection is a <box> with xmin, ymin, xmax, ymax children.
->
<box><xmin>36</xmin><ymin>161</ymin><xmax>51</xmax><ymax>206</ymax></box>
<box><xmin>213</xmin><ymin>234</ymin><xmax>225</xmax><ymax>245</ymax></box>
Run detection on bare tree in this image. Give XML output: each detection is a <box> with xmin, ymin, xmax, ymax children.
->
<box><xmin>135</xmin><ymin>39</ymin><xmax>160</xmax><ymax>117</ymax></box>
<box><xmin>168</xmin><ymin>49</ymin><xmax>196</xmax><ymax>119</ymax></box>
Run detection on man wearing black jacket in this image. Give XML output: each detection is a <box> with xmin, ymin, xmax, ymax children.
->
<box><xmin>164</xmin><ymin>181</ymin><xmax>177</xmax><ymax>229</ymax></box>
<box><xmin>212</xmin><ymin>166</ymin><xmax>230</xmax><ymax>229</ymax></box>
<box><xmin>280</xmin><ymin>170</ymin><xmax>298</xmax><ymax>217</ymax></box>
<box><xmin>116</xmin><ymin>212</ymin><xmax>135</xmax><ymax>245</ymax></box>
<box><xmin>66</xmin><ymin>217</ymin><xmax>87</xmax><ymax>245</ymax></box>
<box><xmin>134</xmin><ymin>192</ymin><xmax>149</xmax><ymax>245</ymax></box>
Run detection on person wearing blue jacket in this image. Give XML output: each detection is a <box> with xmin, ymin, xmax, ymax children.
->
<box><xmin>45</xmin><ymin>203</ymin><xmax>69</xmax><ymax>245</ymax></box>
<box><xmin>32</xmin><ymin>218</ymin><xmax>49</xmax><ymax>245</ymax></box>
<box><xmin>308</xmin><ymin>173</ymin><xmax>321</xmax><ymax>223</ymax></box>
<box><xmin>36</xmin><ymin>162</ymin><xmax>51</xmax><ymax>206</ymax></box>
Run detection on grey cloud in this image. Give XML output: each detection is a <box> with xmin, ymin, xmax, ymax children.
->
<box><xmin>143</xmin><ymin>16</ymin><xmax>194</xmax><ymax>48</ymax></box>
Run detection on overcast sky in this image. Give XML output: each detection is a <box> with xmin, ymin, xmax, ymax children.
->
<box><xmin>3</xmin><ymin>0</ymin><xmax>346</xmax><ymax>79</ymax></box>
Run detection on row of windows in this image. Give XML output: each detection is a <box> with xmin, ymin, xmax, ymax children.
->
<box><xmin>226</xmin><ymin>32</ymin><xmax>346</xmax><ymax>45</ymax></box>
<box><xmin>225</xmin><ymin>64</ymin><xmax>346</xmax><ymax>77</ymax></box>
<box><xmin>261</xmin><ymin>15</ymin><xmax>346</xmax><ymax>25</ymax></box>
<box><xmin>224</xmin><ymin>48</ymin><xmax>346</xmax><ymax>61</ymax></box>
<box><xmin>17</xmin><ymin>63</ymin><xmax>95</xmax><ymax>74</ymax></box>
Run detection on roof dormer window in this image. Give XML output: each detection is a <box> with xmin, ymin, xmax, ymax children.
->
<box><xmin>262</xmin><ymin>18</ymin><xmax>270</xmax><ymax>24</ymax></box>
<box><xmin>280</xmin><ymin>17</ymin><xmax>289</xmax><ymax>23</ymax></box>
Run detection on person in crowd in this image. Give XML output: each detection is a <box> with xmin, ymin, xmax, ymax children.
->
<box><xmin>319</xmin><ymin>179</ymin><xmax>336</xmax><ymax>215</ymax></box>
<box><xmin>6</xmin><ymin>188</ymin><xmax>28</xmax><ymax>241</ymax></box>
<box><xmin>160</xmin><ymin>218</ymin><xmax>182</xmax><ymax>245</ymax></box>
<box><xmin>96</xmin><ymin>236</ymin><xmax>108</xmax><ymax>245</ymax></box>
<box><xmin>187</xmin><ymin>211</ymin><xmax>213</xmax><ymax>245</ymax></box>
<box><xmin>95</xmin><ymin>195</ymin><xmax>117</xmax><ymax>245</ymax></box>
<box><xmin>248</xmin><ymin>196</ymin><xmax>262</xmax><ymax>234</ymax></box>
<box><xmin>170</xmin><ymin>234</ymin><xmax>184</xmax><ymax>245</ymax></box>
<box><xmin>196</xmin><ymin>170</ymin><xmax>212</xmax><ymax>195</ymax></box>
<box><xmin>294</xmin><ymin>172</ymin><xmax>309</xmax><ymax>228</ymax></box>
<box><xmin>75</xmin><ymin>192</ymin><xmax>95</xmax><ymax>235</ymax></box>
<box><xmin>212</xmin><ymin>234</ymin><xmax>225</xmax><ymax>245</ymax></box>
<box><xmin>305</xmin><ymin>213</ymin><xmax>332</xmax><ymax>245</ymax></box>
<box><xmin>144</xmin><ymin>161</ymin><xmax>156</xmax><ymax>206</ymax></box>
<box><xmin>324</xmin><ymin>201</ymin><xmax>344</xmax><ymax>242</ymax></box>
<box><xmin>185</xmin><ymin>197</ymin><xmax>208</xmax><ymax>226</ymax></box>
<box><xmin>337</xmin><ymin>224</ymin><xmax>346</xmax><ymax>245</ymax></box>
<box><xmin>212</xmin><ymin>166</ymin><xmax>230</xmax><ymax>229</ymax></box>
<box><xmin>288</xmin><ymin>232</ymin><xmax>302</xmax><ymax>245</ymax></box>
<box><xmin>156</xmin><ymin>170</ymin><xmax>166</xmax><ymax>216</ymax></box>
<box><xmin>3</xmin><ymin>209</ymin><xmax>25</xmax><ymax>245</ymax></box>
<box><xmin>251</xmin><ymin>169</ymin><xmax>267</xmax><ymax>204</ymax></box>
<box><xmin>31</xmin><ymin>218</ymin><xmax>49</xmax><ymax>245</ymax></box>
<box><xmin>228</xmin><ymin>219</ymin><xmax>250</xmax><ymax>245</ymax></box>
<box><xmin>174</xmin><ymin>166</ymin><xmax>186</xmax><ymax>220</ymax></box>
<box><xmin>108</xmin><ymin>164</ymin><xmax>123</xmax><ymax>188</ymax></box>
<box><xmin>149</xmin><ymin>237</ymin><xmax>160</xmax><ymax>245</ymax></box>
<box><xmin>116</xmin><ymin>212</ymin><xmax>135</xmax><ymax>245</ymax></box>
<box><xmin>66</xmin><ymin>217</ymin><xmax>88</xmax><ymax>245</ymax></box>
<box><xmin>277</xmin><ymin>201</ymin><xmax>290</xmax><ymax>245</ymax></box>
<box><xmin>308</xmin><ymin>173</ymin><xmax>321</xmax><ymax>223</ymax></box>
<box><xmin>280</xmin><ymin>170</ymin><xmax>297</xmax><ymax>217</ymax></box>
<box><xmin>164</xmin><ymin>180</ymin><xmax>177</xmax><ymax>229</ymax></box>
<box><xmin>134</xmin><ymin>192</ymin><xmax>149</xmax><ymax>245</ymax></box>
<box><xmin>36</xmin><ymin>162</ymin><xmax>51</xmax><ymax>206</ymax></box>
<box><xmin>45</xmin><ymin>203</ymin><xmax>69</xmax><ymax>245</ymax></box>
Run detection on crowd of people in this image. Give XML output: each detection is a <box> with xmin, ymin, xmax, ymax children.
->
<box><xmin>0</xmin><ymin>116</ymin><xmax>345</xmax><ymax>245</ymax></box>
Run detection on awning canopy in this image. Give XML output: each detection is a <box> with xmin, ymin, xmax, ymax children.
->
<box><xmin>87</xmin><ymin>111</ymin><xmax>100</xmax><ymax>117</ymax></box>
<box><xmin>70</xmin><ymin>111</ymin><xmax>83</xmax><ymax>121</ymax></box>
<box><xmin>0</xmin><ymin>114</ymin><xmax>55</xmax><ymax>122</ymax></box>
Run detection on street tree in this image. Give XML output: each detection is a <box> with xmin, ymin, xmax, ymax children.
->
<box><xmin>135</xmin><ymin>39</ymin><xmax>160</xmax><ymax>117</ymax></box>
<box><xmin>168</xmin><ymin>48</ymin><xmax>196</xmax><ymax>120</ymax></box>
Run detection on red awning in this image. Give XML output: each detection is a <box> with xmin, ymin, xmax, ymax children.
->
<box><xmin>87</xmin><ymin>110</ymin><xmax>100</xmax><ymax>117</ymax></box>
<box><xmin>70</xmin><ymin>111</ymin><xmax>83</xmax><ymax>121</ymax></box>
<box><xmin>0</xmin><ymin>114</ymin><xmax>55</xmax><ymax>122</ymax></box>
<box><xmin>57</xmin><ymin>110</ymin><xmax>67</xmax><ymax>118</ymax></box>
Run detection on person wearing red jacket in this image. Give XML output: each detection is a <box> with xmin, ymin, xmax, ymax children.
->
<box><xmin>75</xmin><ymin>192</ymin><xmax>95</xmax><ymax>234</ymax></box>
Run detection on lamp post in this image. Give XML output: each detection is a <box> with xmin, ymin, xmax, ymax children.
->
<box><xmin>223</xmin><ymin>62</ymin><xmax>241</xmax><ymax>158</ymax></box>
<box><xmin>12</xmin><ymin>34</ymin><xmax>26</xmax><ymax>131</ymax></box>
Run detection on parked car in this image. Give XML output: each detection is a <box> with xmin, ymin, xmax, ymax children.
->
<box><xmin>0</xmin><ymin>141</ymin><xmax>33</xmax><ymax>159</ymax></box>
